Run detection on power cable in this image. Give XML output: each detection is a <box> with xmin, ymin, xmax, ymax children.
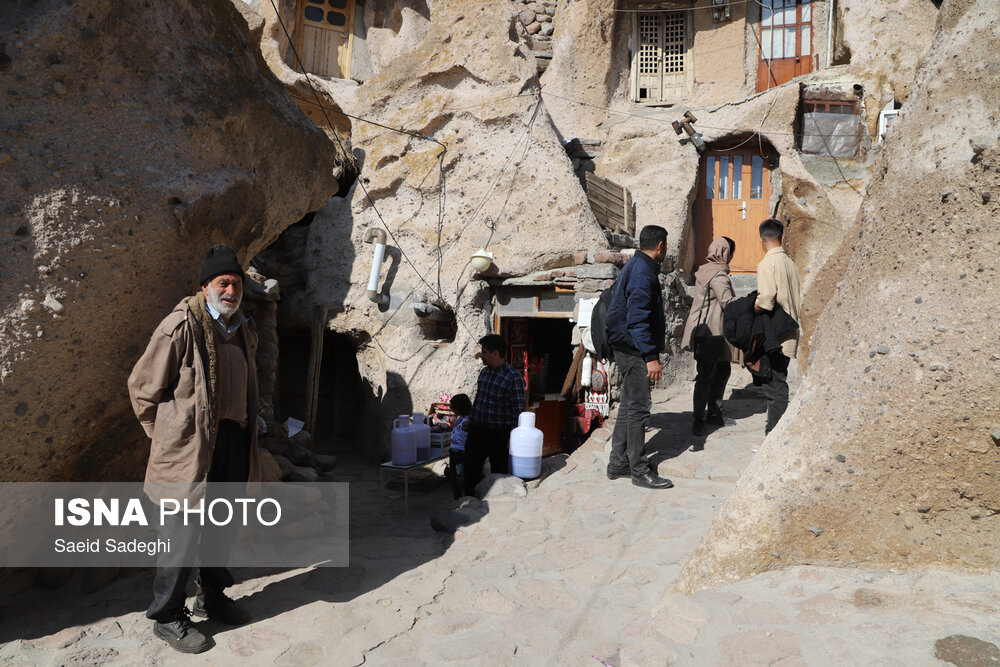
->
<box><xmin>361</xmin><ymin>96</ymin><xmax>545</xmax><ymax>353</ymax></box>
<box><xmin>541</xmin><ymin>90</ymin><xmax>863</xmax><ymax>137</ymax></box>
<box><xmin>746</xmin><ymin>19</ymin><xmax>782</xmax><ymax>156</ymax></box>
<box><xmin>267</xmin><ymin>0</ymin><xmax>446</xmax><ymax>303</ymax></box>
<box><xmin>287</xmin><ymin>93</ymin><xmax>446</xmax><ymax>147</ymax></box>
<box><xmin>610</xmin><ymin>0</ymin><xmax>752</xmax><ymax>12</ymax></box>
<box><xmin>441</xmin><ymin>97</ymin><xmax>542</xmax><ymax>255</ymax></box>
<box><xmin>484</xmin><ymin>102</ymin><xmax>542</xmax><ymax>250</ymax></box>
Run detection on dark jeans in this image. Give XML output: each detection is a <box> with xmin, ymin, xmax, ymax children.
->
<box><xmin>448</xmin><ymin>449</ymin><xmax>466</xmax><ymax>500</ymax></box>
<box><xmin>464</xmin><ymin>425</ymin><xmax>512</xmax><ymax>497</ymax></box>
<box><xmin>693</xmin><ymin>359</ymin><xmax>732</xmax><ymax>420</ymax></box>
<box><xmin>762</xmin><ymin>351</ymin><xmax>790</xmax><ymax>434</ymax></box>
<box><xmin>609</xmin><ymin>350</ymin><xmax>652</xmax><ymax>476</ymax></box>
<box><xmin>147</xmin><ymin>420</ymin><xmax>249</xmax><ymax>621</ymax></box>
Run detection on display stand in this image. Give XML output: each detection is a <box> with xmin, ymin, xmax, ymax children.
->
<box><xmin>379</xmin><ymin>455</ymin><xmax>447</xmax><ymax>517</ymax></box>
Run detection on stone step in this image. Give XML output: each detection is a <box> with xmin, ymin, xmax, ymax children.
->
<box><xmin>682</xmin><ymin>274</ymin><xmax>757</xmax><ymax>300</ymax></box>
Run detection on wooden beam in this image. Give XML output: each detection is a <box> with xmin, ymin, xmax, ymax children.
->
<box><xmin>303</xmin><ymin>306</ymin><xmax>328</xmax><ymax>440</ymax></box>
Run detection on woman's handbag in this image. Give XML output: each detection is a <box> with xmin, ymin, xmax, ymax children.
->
<box><xmin>691</xmin><ymin>273</ymin><xmax>727</xmax><ymax>363</ymax></box>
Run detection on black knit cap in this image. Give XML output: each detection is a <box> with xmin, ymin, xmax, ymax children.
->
<box><xmin>199</xmin><ymin>244</ymin><xmax>244</xmax><ymax>286</ymax></box>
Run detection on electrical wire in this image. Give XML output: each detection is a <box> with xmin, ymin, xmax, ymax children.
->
<box><xmin>267</xmin><ymin>0</ymin><xmax>446</xmax><ymax>303</ymax></box>
<box><xmin>441</xmin><ymin>97</ymin><xmax>542</xmax><ymax>255</ymax></box>
<box><xmin>610</xmin><ymin>0</ymin><xmax>752</xmax><ymax>12</ymax></box>
<box><xmin>287</xmin><ymin>93</ymin><xmax>447</xmax><ymax>147</ymax></box>
<box><xmin>484</xmin><ymin>102</ymin><xmax>542</xmax><ymax>250</ymax></box>
<box><xmin>357</xmin><ymin>96</ymin><xmax>545</xmax><ymax>353</ymax></box>
<box><xmin>540</xmin><ymin>90</ymin><xmax>862</xmax><ymax>137</ymax></box>
<box><xmin>746</xmin><ymin>18</ymin><xmax>782</xmax><ymax>155</ymax></box>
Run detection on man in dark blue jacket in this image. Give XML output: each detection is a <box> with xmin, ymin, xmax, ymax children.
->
<box><xmin>605</xmin><ymin>225</ymin><xmax>674</xmax><ymax>490</ymax></box>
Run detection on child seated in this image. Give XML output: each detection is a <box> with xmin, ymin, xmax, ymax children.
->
<box><xmin>447</xmin><ymin>394</ymin><xmax>472</xmax><ymax>500</ymax></box>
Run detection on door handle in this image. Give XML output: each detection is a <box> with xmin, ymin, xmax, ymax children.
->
<box><xmin>739</xmin><ymin>203</ymin><xmax>746</xmax><ymax>220</ymax></box>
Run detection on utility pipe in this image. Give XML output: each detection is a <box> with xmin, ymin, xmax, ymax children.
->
<box><xmin>363</xmin><ymin>228</ymin><xmax>388</xmax><ymax>306</ymax></box>
<box><xmin>826</xmin><ymin>0</ymin><xmax>835</xmax><ymax>69</ymax></box>
<box><xmin>412</xmin><ymin>293</ymin><xmax>453</xmax><ymax>322</ymax></box>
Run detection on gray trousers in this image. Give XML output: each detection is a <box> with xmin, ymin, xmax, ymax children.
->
<box><xmin>762</xmin><ymin>352</ymin><xmax>790</xmax><ymax>434</ymax></box>
<box><xmin>609</xmin><ymin>350</ymin><xmax>652</xmax><ymax>476</ymax></box>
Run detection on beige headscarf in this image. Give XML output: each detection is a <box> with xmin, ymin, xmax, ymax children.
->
<box><xmin>694</xmin><ymin>237</ymin><xmax>733</xmax><ymax>287</ymax></box>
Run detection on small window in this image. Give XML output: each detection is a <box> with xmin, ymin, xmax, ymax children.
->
<box><xmin>800</xmin><ymin>98</ymin><xmax>862</xmax><ymax>157</ymax></box>
<box><xmin>878</xmin><ymin>100</ymin><xmax>901</xmax><ymax>143</ymax></box>
<box><xmin>750</xmin><ymin>155</ymin><xmax>764</xmax><ymax>199</ymax></box>
<box><xmin>538</xmin><ymin>290</ymin><xmax>576</xmax><ymax>315</ymax></box>
<box><xmin>732</xmin><ymin>156</ymin><xmax>743</xmax><ymax>200</ymax></box>
<box><xmin>718</xmin><ymin>156</ymin><xmax>729</xmax><ymax>200</ymax></box>
<box><xmin>705</xmin><ymin>156</ymin><xmax>715</xmax><ymax>199</ymax></box>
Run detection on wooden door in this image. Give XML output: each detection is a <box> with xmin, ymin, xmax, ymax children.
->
<box><xmin>634</xmin><ymin>11</ymin><xmax>689</xmax><ymax>103</ymax></box>
<box><xmin>695</xmin><ymin>150</ymin><xmax>772</xmax><ymax>274</ymax></box>
<box><xmin>297</xmin><ymin>0</ymin><xmax>354</xmax><ymax>79</ymax></box>
<box><xmin>756</xmin><ymin>0</ymin><xmax>813</xmax><ymax>92</ymax></box>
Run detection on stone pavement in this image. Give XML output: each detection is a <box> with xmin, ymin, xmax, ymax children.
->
<box><xmin>2</xmin><ymin>378</ymin><xmax>999</xmax><ymax>666</ymax></box>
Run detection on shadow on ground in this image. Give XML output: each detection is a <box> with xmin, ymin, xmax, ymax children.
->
<box><xmin>0</xmin><ymin>454</ymin><xmax>463</xmax><ymax>644</ymax></box>
<box><xmin>643</xmin><ymin>384</ymin><xmax>767</xmax><ymax>467</ymax></box>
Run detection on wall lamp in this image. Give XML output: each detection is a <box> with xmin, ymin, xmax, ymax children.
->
<box><xmin>672</xmin><ymin>111</ymin><xmax>706</xmax><ymax>153</ymax></box>
<box><xmin>470</xmin><ymin>248</ymin><xmax>494</xmax><ymax>273</ymax></box>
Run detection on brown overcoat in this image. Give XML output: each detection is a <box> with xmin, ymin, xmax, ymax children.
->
<box><xmin>128</xmin><ymin>294</ymin><xmax>261</xmax><ymax>499</ymax></box>
<box><xmin>680</xmin><ymin>273</ymin><xmax>737</xmax><ymax>362</ymax></box>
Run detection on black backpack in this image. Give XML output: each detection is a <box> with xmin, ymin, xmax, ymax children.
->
<box><xmin>589</xmin><ymin>286</ymin><xmax>615</xmax><ymax>362</ymax></box>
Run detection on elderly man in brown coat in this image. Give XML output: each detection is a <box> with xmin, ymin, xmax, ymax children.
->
<box><xmin>128</xmin><ymin>244</ymin><xmax>261</xmax><ymax>654</ymax></box>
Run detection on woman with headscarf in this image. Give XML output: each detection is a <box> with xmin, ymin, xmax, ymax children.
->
<box><xmin>681</xmin><ymin>237</ymin><xmax>737</xmax><ymax>437</ymax></box>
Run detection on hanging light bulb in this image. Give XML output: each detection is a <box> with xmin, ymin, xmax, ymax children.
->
<box><xmin>470</xmin><ymin>249</ymin><xmax>494</xmax><ymax>273</ymax></box>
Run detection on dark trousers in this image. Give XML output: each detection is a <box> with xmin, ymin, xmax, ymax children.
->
<box><xmin>464</xmin><ymin>425</ymin><xmax>512</xmax><ymax>497</ymax></box>
<box><xmin>609</xmin><ymin>350</ymin><xmax>652</xmax><ymax>476</ymax></box>
<box><xmin>762</xmin><ymin>352</ymin><xmax>790</xmax><ymax>434</ymax></box>
<box><xmin>693</xmin><ymin>359</ymin><xmax>732</xmax><ymax>420</ymax></box>
<box><xmin>147</xmin><ymin>420</ymin><xmax>249</xmax><ymax>621</ymax></box>
<box><xmin>448</xmin><ymin>449</ymin><xmax>466</xmax><ymax>500</ymax></box>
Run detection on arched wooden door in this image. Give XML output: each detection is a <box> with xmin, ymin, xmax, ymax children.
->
<box><xmin>695</xmin><ymin>149</ymin><xmax>772</xmax><ymax>274</ymax></box>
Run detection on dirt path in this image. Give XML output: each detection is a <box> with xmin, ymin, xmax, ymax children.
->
<box><xmin>2</xmin><ymin>381</ymin><xmax>998</xmax><ymax>665</ymax></box>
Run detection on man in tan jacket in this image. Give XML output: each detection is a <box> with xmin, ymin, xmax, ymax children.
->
<box><xmin>754</xmin><ymin>219</ymin><xmax>801</xmax><ymax>434</ymax></box>
<box><xmin>128</xmin><ymin>244</ymin><xmax>261</xmax><ymax>653</ymax></box>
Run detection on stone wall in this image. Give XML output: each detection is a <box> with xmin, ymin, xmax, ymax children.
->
<box><xmin>240</xmin><ymin>0</ymin><xmax>948</xmax><ymax>465</ymax></box>
<box><xmin>0</xmin><ymin>0</ymin><xmax>343</xmax><ymax>482</ymax></box>
<box><xmin>676</xmin><ymin>0</ymin><xmax>1000</xmax><ymax>591</ymax></box>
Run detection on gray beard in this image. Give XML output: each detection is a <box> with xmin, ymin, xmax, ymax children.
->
<box><xmin>207</xmin><ymin>290</ymin><xmax>241</xmax><ymax>318</ymax></box>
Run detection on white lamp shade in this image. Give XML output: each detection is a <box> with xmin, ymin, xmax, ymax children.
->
<box><xmin>470</xmin><ymin>249</ymin><xmax>494</xmax><ymax>272</ymax></box>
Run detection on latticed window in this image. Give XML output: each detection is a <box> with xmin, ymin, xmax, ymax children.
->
<box><xmin>634</xmin><ymin>11</ymin><xmax>689</xmax><ymax>103</ymax></box>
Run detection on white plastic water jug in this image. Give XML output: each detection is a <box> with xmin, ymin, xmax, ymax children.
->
<box><xmin>411</xmin><ymin>412</ymin><xmax>431</xmax><ymax>460</ymax></box>
<box><xmin>391</xmin><ymin>415</ymin><xmax>416</xmax><ymax>465</ymax></box>
<box><xmin>509</xmin><ymin>411</ymin><xmax>543</xmax><ymax>479</ymax></box>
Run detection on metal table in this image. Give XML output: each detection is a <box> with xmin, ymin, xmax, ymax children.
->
<box><xmin>378</xmin><ymin>456</ymin><xmax>446</xmax><ymax>517</ymax></box>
